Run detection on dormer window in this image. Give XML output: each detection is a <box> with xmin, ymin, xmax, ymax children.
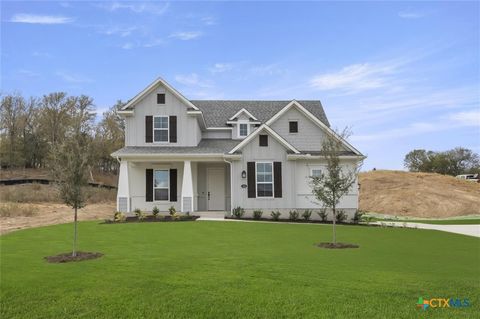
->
<box><xmin>238</xmin><ymin>123</ymin><xmax>249</xmax><ymax>137</ymax></box>
<box><xmin>157</xmin><ymin>93</ymin><xmax>165</xmax><ymax>104</ymax></box>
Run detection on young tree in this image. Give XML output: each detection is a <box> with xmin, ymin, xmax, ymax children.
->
<box><xmin>309</xmin><ymin>129</ymin><xmax>362</xmax><ymax>244</ymax></box>
<box><xmin>50</xmin><ymin>96</ymin><xmax>94</xmax><ymax>257</ymax></box>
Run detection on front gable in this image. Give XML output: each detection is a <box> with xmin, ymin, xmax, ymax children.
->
<box><xmin>123</xmin><ymin>79</ymin><xmax>202</xmax><ymax>147</ymax></box>
<box><xmin>229</xmin><ymin>125</ymin><xmax>299</xmax><ymax>155</ymax></box>
<box><xmin>267</xmin><ymin>101</ymin><xmax>362</xmax><ymax>156</ymax></box>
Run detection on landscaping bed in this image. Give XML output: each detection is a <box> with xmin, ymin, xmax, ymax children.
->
<box><xmin>104</xmin><ymin>215</ymin><xmax>200</xmax><ymax>224</ymax></box>
<box><xmin>44</xmin><ymin>251</ymin><xmax>103</xmax><ymax>263</ymax></box>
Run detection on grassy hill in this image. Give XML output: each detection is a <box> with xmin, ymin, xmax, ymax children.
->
<box><xmin>359</xmin><ymin>170</ymin><xmax>480</xmax><ymax>218</ymax></box>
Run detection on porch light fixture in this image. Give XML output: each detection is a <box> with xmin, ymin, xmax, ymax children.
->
<box><xmin>241</xmin><ymin>170</ymin><xmax>247</xmax><ymax>178</ymax></box>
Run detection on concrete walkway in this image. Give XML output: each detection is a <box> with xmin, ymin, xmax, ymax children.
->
<box><xmin>372</xmin><ymin>221</ymin><xmax>480</xmax><ymax>238</ymax></box>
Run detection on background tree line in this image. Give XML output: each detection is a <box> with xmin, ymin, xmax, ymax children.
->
<box><xmin>404</xmin><ymin>147</ymin><xmax>480</xmax><ymax>176</ymax></box>
<box><xmin>0</xmin><ymin>92</ymin><xmax>125</xmax><ymax>174</ymax></box>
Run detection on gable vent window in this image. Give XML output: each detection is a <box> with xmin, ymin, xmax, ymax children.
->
<box><xmin>239</xmin><ymin>123</ymin><xmax>249</xmax><ymax>137</ymax></box>
<box><xmin>289</xmin><ymin>121</ymin><xmax>298</xmax><ymax>133</ymax></box>
<box><xmin>259</xmin><ymin>134</ymin><xmax>268</xmax><ymax>147</ymax></box>
<box><xmin>153</xmin><ymin>116</ymin><xmax>169</xmax><ymax>142</ymax></box>
<box><xmin>157</xmin><ymin>93</ymin><xmax>166</xmax><ymax>104</ymax></box>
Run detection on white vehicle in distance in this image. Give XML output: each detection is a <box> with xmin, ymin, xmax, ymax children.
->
<box><xmin>456</xmin><ymin>174</ymin><xmax>479</xmax><ymax>182</ymax></box>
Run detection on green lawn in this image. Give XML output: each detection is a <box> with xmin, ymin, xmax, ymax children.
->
<box><xmin>1</xmin><ymin>221</ymin><xmax>479</xmax><ymax>318</ymax></box>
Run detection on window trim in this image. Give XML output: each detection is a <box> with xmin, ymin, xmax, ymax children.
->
<box><xmin>153</xmin><ymin>169</ymin><xmax>170</xmax><ymax>201</ymax></box>
<box><xmin>289</xmin><ymin>120</ymin><xmax>299</xmax><ymax>133</ymax></box>
<box><xmin>237</xmin><ymin>121</ymin><xmax>250</xmax><ymax>138</ymax></box>
<box><xmin>256</xmin><ymin>161</ymin><xmax>274</xmax><ymax>198</ymax></box>
<box><xmin>153</xmin><ymin>115</ymin><xmax>169</xmax><ymax>143</ymax></box>
<box><xmin>157</xmin><ymin>93</ymin><xmax>166</xmax><ymax>104</ymax></box>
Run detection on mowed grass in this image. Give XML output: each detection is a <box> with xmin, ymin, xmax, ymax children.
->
<box><xmin>1</xmin><ymin>221</ymin><xmax>479</xmax><ymax>318</ymax></box>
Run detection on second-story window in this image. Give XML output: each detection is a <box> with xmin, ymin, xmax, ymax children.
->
<box><xmin>154</xmin><ymin>116</ymin><xmax>169</xmax><ymax>142</ymax></box>
<box><xmin>239</xmin><ymin>123</ymin><xmax>249</xmax><ymax>137</ymax></box>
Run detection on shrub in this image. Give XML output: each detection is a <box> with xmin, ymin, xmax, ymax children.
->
<box><xmin>302</xmin><ymin>209</ymin><xmax>312</xmax><ymax>221</ymax></box>
<box><xmin>289</xmin><ymin>210</ymin><xmax>299</xmax><ymax>221</ymax></box>
<box><xmin>363</xmin><ymin>216</ymin><xmax>374</xmax><ymax>225</ymax></box>
<box><xmin>353</xmin><ymin>210</ymin><xmax>364</xmax><ymax>224</ymax></box>
<box><xmin>113</xmin><ymin>211</ymin><xmax>126</xmax><ymax>222</ymax></box>
<box><xmin>134</xmin><ymin>208</ymin><xmax>145</xmax><ymax>221</ymax></box>
<box><xmin>335</xmin><ymin>210</ymin><xmax>347</xmax><ymax>223</ymax></box>
<box><xmin>232</xmin><ymin>206</ymin><xmax>245</xmax><ymax>219</ymax></box>
<box><xmin>317</xmin><ymin>209</ymin><xmax>328</xmax><ymax>222</ymax></box>
<box><xmin>152</xmin><ymin>206</ymin><xmax>160</xmax><ymax>218</ymax></box>
<box><xmin>270</xmin><ymin>211</ymin><xmax>281</xmax><ymax>221</ymax></box>
<box><xmin>168</xmin><ymin>206</ymin><xmax>176</xmax><ymax>216</ymax></box>
<box><xmin>253</xmin><ymin>210</ymin><xmax>263</xmax><ymax>220</ymax></box>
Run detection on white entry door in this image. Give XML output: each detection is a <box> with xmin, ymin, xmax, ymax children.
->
<box><xmin>207</xmin><ymin>168</ymin><xmax>225</xmax><ymax>211</ymax></box>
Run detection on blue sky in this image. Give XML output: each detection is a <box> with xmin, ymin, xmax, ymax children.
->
<box><xmin>1</xmin><ymin>1</ymin><xmax>479</xmax><ymax>170</ymax></box>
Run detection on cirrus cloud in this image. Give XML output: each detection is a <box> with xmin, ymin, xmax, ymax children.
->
<box><xmin>10</xmin><ymin>14</ymin><xmax>74</xmax><ymax>24</ymax></box>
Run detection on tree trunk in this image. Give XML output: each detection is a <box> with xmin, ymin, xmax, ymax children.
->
<box><xmin>332</xmin><ymin>206</ymin><xmax>337</xmax><ymax>244</ymax></box>
<box><xmin>72</xmin><ymin>206</ymin><xmax>78</xmax><ymax>257</ymax></box>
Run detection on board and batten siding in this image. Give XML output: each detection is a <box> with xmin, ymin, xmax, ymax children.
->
<box><xmin>269</xmin><ymin>106</ymin><xmax>347</xmax><ymax>152</ymax></box>
<box><xmin>294</xmin><ymin>159</ymin><xmax>359</xmax><ymax>209</ymax></box>
<box><xmin>125</xmin><ymin>84</ymin><xmax>202</xmax><ymax>147</ymax></box>
<box><xmin>230</xmin><ymin>130</ymin><xmax>296</xmax><ymax>210</ymax></box>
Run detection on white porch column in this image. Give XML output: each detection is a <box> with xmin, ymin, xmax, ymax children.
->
<box><xmin>117</xmin><ymin>160</ymin><xmax>130</xmax><ymax>212</ymax></box>
<box><xmin>181</xmin><ymin>160</ymin><xmax>194</xmax><ymax>213</ymax></box>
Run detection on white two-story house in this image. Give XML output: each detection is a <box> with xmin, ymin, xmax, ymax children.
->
<box><xmin>112</xmin><ymin>77</ymin><xmax>365</xmax><ymax>220</ymax></box>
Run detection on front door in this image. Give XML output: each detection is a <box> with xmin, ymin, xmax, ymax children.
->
<box><xmin>207</xmin><ymin>168</ymin><xmax>225</xmax><ymax>211</ymax></box>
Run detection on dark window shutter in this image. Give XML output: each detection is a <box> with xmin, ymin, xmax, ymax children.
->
<box><xmin>247</xmin><ymin>162</ymin><xmax>256</xmax><ymax>198</ymax></box>
<box><xmin>145</xmin><ymin>116</ymin><xmax>153</xmax><ymax>143</ymax></box>
<box><xmin>259</xmin><ymin>135</ymin><xmax>268</xmax><ymax>147</ymax></box>
<box><xmin>170</xmin><ymin>169</ymin><xmax>177</xmax><ymax>202</ymax></box>
<box><xmin>274</xmin><ymin>162</ymin><xmax>282</xmax><ymax>198</ymax></box>
<box><xmin>157</xmin><ymin>93</ymin><xmax>165</xmax><ymax>104</ymax></box>
<box><xmin>146</xmin><ymin>169</ymin><xmax>153</xmax><ymax>202</ymax></box>
<box><xmin>169</xmin><ymin>116</ymin><xmax>177</xmax><ymax>143</ymax></box>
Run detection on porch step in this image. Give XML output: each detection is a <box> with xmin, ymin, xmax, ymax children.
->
<box><xmin>195</xmin><ymin>211</ymin><xmax>226</xmax><ymax>220</ymax></box>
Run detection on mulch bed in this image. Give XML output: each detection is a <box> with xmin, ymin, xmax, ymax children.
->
<box><xmin>316</xmin><ymin>242</ymin><xmax>360</xmax><ymax>249</ymax></box>
<box><xmin>45</xmin><ymin>251</ymin><xmax>104</xmax><ymax>263</ymax></box>
<box><xmin>102</xmin><ymin>215</ymin><xmax>200</xmax><ymax>224</ymax></box>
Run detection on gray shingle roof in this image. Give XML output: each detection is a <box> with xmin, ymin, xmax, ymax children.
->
<box><xmin>112</xmin><ymin>139</ymin><xmax>240</xmax><ymax>156</ymax></box>
<box><xmin>190</xmin><ymin>100</ymin><xmax>329</xmax><ymax>128</ymax></box>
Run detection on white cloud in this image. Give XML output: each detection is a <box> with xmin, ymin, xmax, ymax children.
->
<box><xmin>169</xmin><ymin>31</ymin><xmax>202</xmax><ymax>40</ymax></box>
<box><xmin>209</xmin><ymin>63</ymin><xmax>234</xmax><ymax>74</ymax></box>
<box><xmin>175</xmin><ymin>73</ymin><xmax>212</xmax><ymax>88</ymax></box>
<box><xmin>56</xmin><ymin>71</ymin><xmax>92</xmax><ymax>83</ymax></box>
<box><xmin>121</xmin><ymin>42</ymin><xmax>134</xmax><ymax>50</ymax></box>
<box><xmin>143</xmin><ymin>38</ymin><xmax>165</xmax><ymax>48</ymax></box>
<box><xmin>201</xmin><ymin>16</ymin><xmax>216</xmax><ymax>26</ymax></box>
<box><xmin>17</xmin><ymin>69</ymin><xmax>39</xmax><ymax>77</ymax></box>
<box><xmin>101</xmin><ymin>26</ymin><xmax>138</xmax><ymax>37</ymax></box>
<box><xmin>10</xmin><ymin>14</ymin><xmax>74</xmax><ymax>24</ymax></box>
<box><xmin>448</xmin><ymin>110</ymin><xmax>480</xmax><ymax>127</ymax></box>
<box><xmin>100</xmin><ymin>2</ymin><xmax>169</xmax><ymax>15</ymax></box>
<box><xmin>249</xmin><ymin>63</ymin><xmax>286</xmax><ymax>76</ymax></box>
<box><xmin>398</xmin><ymin>10</ymin><xmax>425</xmax><ymax>19</ymax></box>
<box><xmin>309</xmin><ymin>63</ymin><xmax>397</xmax><ymax>93</ymax></box>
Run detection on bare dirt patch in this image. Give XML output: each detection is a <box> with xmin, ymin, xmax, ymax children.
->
<box><xmin>44</xmin><ymin>251</ymin><xmax>103</xmax><ymax>263</ymax></box>
<box><xmin>317</xmin><ymin>242</ymin><xmax>359</xmax><ymax>249</ymax></box>
<box><xmin>0</xmin><ymin>202</ymin><xmax>115</xmax><ymax>235</ymax></box>
<box><xmin>359</xmin><ymin>170</ymin><xmax>480</xmax><ymax>218</ymax></box>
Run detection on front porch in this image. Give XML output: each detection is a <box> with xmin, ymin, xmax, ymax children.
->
<box><xmin>116</xmin><ymin>158</ymin><xmax>231</xmax><ymax>215</ymax></box>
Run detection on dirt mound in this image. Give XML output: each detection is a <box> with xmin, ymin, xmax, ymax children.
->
<box><xmin>359</xmin><ymin>170</ymin><xmax>480</xmax><ymax>218</ymax></box>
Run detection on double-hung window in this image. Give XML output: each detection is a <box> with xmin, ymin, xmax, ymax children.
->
<box><xmin>154</xmin><ymin>170</ymin><xmax>169</xmax><ymax>201</ymax></box>
<box><xmin>311</xmin><ymin>168</ymin><xmax>322</xmax><ymax>178</ymax></box>
<box><xmin>238</xmin><ymin>123</ymin><xmax>249</xmax><ymax>137</ymax></box>
<box><xmin>256</xmin><ymin>162</ymin><xmax>273</xmax><ymax>197</ymax></box>
<box><xmin>154</xmin><ymin>116</ymin><xmax>169</xmax><ymax>142</ymax></box>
